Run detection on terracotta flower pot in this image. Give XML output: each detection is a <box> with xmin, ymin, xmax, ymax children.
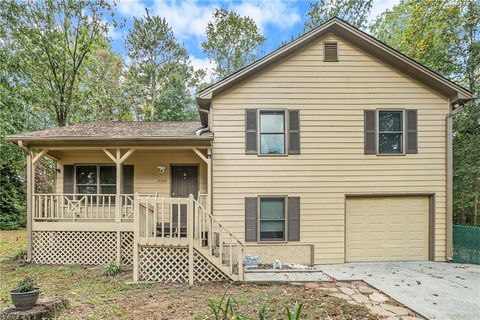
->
<box><xmin>10</xmin><ymin>289</ymin><xmax>40</xmax><ymax>310</ymax></box>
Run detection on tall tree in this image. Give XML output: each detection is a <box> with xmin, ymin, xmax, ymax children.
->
<box><xmin>77</xmin><ymin>48</ymin><xmax>133</xmax><ymax>123</ymax></box>
<box><xmin>201</xmin><ymin>8</ymin><xmax>265</xmax><ymax>80</ymax></box>
<box><xmin>305</xmin><ymin>0</ymin><xmax>373</xmax><ymax>31</ymax></box>
<box><xmin>372</xmin><ymin>0</ymin><xmax>480</xmax><ymax>225</ymax></box>
<box><xmin>124</xmin><ymin>9</ymin><xmax>198</xmax><ymax>121</ymax></box>
<box><xmin>0</xmin><ymin>0</ymin><xmax>118</xmax><ymax>127</ymax></box>
<box><xmin>0</xmin><ymin>39</ymin><xmax>46</xmax><ymax>229</ymax></box>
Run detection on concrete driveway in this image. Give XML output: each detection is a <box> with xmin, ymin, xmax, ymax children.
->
<box><xmin>319</xmin><ymin>261</ymin><xmax>480</xmax><ymax>320</ymax></box>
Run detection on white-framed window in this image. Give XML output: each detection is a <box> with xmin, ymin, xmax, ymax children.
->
<box><xmin>259</xmin><ymin>110</ymin><xmax>286</xmax><ymax>155</ymax></box>
<box><xmin>75</xmin><ymin>165</ymin><xmax>116</xmax><ymax>194</ymax></box>
<box><xmin>378</xmin><ymin>110</ymin><xmax>404</xmax><ymax>154</ymax></box>
<box><xmin>259</xmin><ymin>197</ymin><xmax>286</xmax><ymax>241</ymax></box>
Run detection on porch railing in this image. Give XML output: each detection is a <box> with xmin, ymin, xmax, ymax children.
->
<box><xmin>33</xmin><ymin>193</ymin><xmax>154</xmax><ymax>221</ymax></box>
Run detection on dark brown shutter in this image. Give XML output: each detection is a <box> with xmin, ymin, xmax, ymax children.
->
<box><xmin>63</xmin><ymin>165</ymin><xmax>74</xmax><ymax>194</ymax></box>
<box><xmin>245</xmin><ymin>109</ymin><xmax>258</xmax><ymax>154</ymax></box>
<box><xmin>324</xmin><ymin>42</ymin><xmax>338</xmax><ymax>61</ymax></box>
<box><xmin>245</xmin><ymin>197</ymin><xmax>258</xmax><ymax>242</ymax></box>
<box><xmin>364</xmin><ymin>110</ymin><xmax>377</xmax><ymax>154</ymax></box>
<box><xmin>122</xmin><ymin>165</ymin><xmax>134</xmax><ymax>193</ymax></box>
<box><xmin>287</xmin><ymin>197</ymin><xmax>300</xmax><ymax>241</ymax></box>
<box><xmin>288</xmin><ymin>110</ymin><xmax>300</xmax><ymax>154</ymax></box>
<box><xmin>406</xmin><ymin>109</ymin><xmax>418</xmax><ymax>154</ymax></box>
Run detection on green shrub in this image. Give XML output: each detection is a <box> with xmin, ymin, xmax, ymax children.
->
<box><xmin>9</xmin><ymin>249</ymin><xmax>27</xmax><ymax>262</ymax></box>
<box><xmin>105</xmin><ymin>262</ymin><xmax>121</xmax><ymax>276</ymax></box>
<box><xmin>207</xmin><ymin>290</ymin><xmax>303</xmax><ymax>320</ymax></box>
<box><xmin>284</xmin><ymin>303</ymin><xmax>303</xmax><ymax>320</ymax></box>
<box><xmin>16</xmin><ymin>277</ymin><xmax>37</xmax><ymax>292</ymax></box>
<box><xmin>208</xmin><ymin>291</ymin><xmax>239</xmax><ymax>320</ymax></box>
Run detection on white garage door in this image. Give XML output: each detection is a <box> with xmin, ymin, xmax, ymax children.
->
<box><xmin>346</xmin><ymin>196</ymin><xmax>429</xmax><ymax>262</ymax></box>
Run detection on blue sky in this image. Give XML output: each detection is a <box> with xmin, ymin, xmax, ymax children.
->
<box><xmin>111</xmin><ymin>0</ymin><xmax>400</xmax><ymax>79</ymax></box>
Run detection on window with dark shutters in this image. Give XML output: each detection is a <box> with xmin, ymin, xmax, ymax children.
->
<box><xmin>245</xmin><ymin>109</ymin><xmax>300</xmax><ymax>155</ymax></box>
<box><xmin>245</xmin><ymin>196</ymin><xmax>301</xmax><ymax>243</ymax></box>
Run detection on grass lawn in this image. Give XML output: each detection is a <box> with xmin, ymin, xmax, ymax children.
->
<box><xmin>0</xmin><ymin>230</ymin><xmax>380</xmax><ymax>319</ymax></box>
<box><xmin>0</xmin><ymin>229</ymin><xmax>27</xmax><ymax>260</ymax></box>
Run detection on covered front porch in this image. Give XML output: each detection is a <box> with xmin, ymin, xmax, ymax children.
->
<box><xmin>31</xmin><ymin>147</ymin><xmax>211</xmax><ymax>225</ymax></box>
<box><xmin>6</xmin><ymin>122</ymin><xmax>244</xmax><ymax>283</ymax></box>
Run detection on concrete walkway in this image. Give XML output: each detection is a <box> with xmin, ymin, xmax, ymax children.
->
<box><xmin>319</xmin><ymin>261</ymin><xmax>480</xmax><ymax>320</ymax></box>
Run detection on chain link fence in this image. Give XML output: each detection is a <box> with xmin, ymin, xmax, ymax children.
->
<box><xmin>453</xmin><ymin>225</ymin><xmax>480</xmax><ymax>265</ymax></box>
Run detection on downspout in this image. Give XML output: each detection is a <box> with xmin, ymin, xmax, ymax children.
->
<box><xmin>196</xmin><ymin>109</ymin><xmax>210</xmax><ymax>136</ymax></box>
<box><xmin>195</xmin><ymin>108</ymin><xmax>213</xmax><ymax>213</ymax></box>
<box><xmin>446</xmin><ymin>102</ymin><xmax>467</xmax><ymax>261</ymax></box>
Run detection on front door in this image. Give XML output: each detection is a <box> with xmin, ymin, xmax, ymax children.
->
<box><xmin>171</xmin><ymin>166</ymin><xmax>198</xmax><ymax>229</ymax></box>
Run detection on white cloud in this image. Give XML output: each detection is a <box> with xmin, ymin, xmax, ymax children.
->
<box><xmin>369</xmin><ymin>0</ymin><xmax>401</xmax><ymax>21</ymax></box>
<box><xmin>117</xmin><ymin>0</ymin><xmax>146</xmax><ymax>17</ymax></box>
<box><xmin>190</xmin><ymin>55</ymin><xmax>216</xmax><ymax>82</ymax></box>
<box><xmin>151</xmin><ymin>0</ymin><xmax>216</xmax><ymax>39</ymax></box>
<box><xmin>116</xmin><ymin>0</ymin><xmax>301</xmax><ymax>40</ymax></box>
<box><xmin>107</xmin><ymin>24</ymin><xmax>123</xmax><ymax>40</ymax></box>
<box><xmin>232</xmin><ymin>0</ymin><xmax>301</xmax><ymax>31</ymax></box>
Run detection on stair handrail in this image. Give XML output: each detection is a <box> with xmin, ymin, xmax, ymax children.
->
<box><xmin>192</xmin><ymin>198</ymin><xmax>244</xmax><ymax>247</ymax></box>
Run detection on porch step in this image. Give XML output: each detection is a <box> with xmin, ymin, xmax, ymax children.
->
<box><xmin>133</xmin><ymin>195</ymin><xmax>244</xmax><ymax>283</ymax></box>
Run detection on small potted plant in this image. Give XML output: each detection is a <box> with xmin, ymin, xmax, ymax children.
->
<box><xmin>10</xmin><ymin>277</ymin><xmax>39</xmax><ymax>310</ymax></box>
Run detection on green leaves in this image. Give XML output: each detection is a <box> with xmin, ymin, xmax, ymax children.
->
<box><xmin>202</xmin><ymin>8</ymin><xmax>265</xmax><ymax>80</ymax></box>
<box><xmin>372</xmin><ymin>0</ymin><xmax>480</xmax><ymax>225</ymax></box>
<box><xmin>124</xmin><ymin>9</ymin><xmax>198</xmax><ymax>121</ymax></box>
<box><xmin>305</xmin><ymin>0</ymin><xmax>373</xmax><ymax>31</ymax></box>
<box><xmin>0</xmin><ymin>0</ymin><xmax>118</xmax><ymax>126</ymax></box>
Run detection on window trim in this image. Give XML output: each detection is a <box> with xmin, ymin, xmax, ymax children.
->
<box><xmin>257</xmin><ymin>195</ymin><xmax>288</xmax><ymax>243</ymax></box>
<box><xmin>74</xmin><ymin>164</ymin><xmax>116</xmax><ymax>195</ymax></box>
<box><xmin>257</xmin><ymin>109</ymin><xmax>289</xmax><ymax>156</ymax></box>
<box><xmin>376</xmin><ymin>109</ymin><xmax>406</xmax><ymax>156</ymax></box>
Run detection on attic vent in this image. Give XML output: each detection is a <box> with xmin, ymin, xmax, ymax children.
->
<box><xmin>324</xmin><ymin>42</ymin><xmax>338</xmax><ymax>62</ymax></box>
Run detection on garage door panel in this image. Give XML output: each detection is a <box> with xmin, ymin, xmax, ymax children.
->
<box><xmin>346</xmin><ymin>196</ymin><xmax>429</xmax><ymax>262</ymax></box>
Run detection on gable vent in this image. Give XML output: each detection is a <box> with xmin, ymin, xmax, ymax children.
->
<box><xmin>324</xmin><ymin>42</ymin><xmax>338</xmax><ymax>62</ymax></box>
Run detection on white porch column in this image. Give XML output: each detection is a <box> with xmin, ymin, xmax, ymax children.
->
<box><xmin>103</xmin><ymin>148</ymin><xmax>136</xmax><ymax>224</ymax></box>
<box><xmin>116</xmin><ymin>149</ymin><xmax>122</xmax><ymax>223</ymax></box>
<box><xmin>207</xmin><ymin>148</ymin><xmax>212</xmax><ymax>213</ymax></box>
<box><xmin>26</xmin><ymin>151</ymin><xmax>33</xmax><ymax>262</ymax></box>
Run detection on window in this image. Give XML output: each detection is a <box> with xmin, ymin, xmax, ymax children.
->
<box><xmin>259</xmin><ymin>197</ymin><xmax>286</xmax><ymax>241</ymax></box>
<box><xmin>259</xmin><ymin>110</ymin><xmax>286</xmax><ymax>155</ymax></box>
<box><xmin>75</xmin><ymin>165</ymin><xmax>116</xmax><ymax>194</ymax></box>
<box><xmin>378</xmin><ymin>110</ymin><xmax>404</xmax><ymax>154</ymax></box>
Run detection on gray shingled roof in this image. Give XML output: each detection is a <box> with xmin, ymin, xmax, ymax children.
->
<box><xmin>6</xmin><ymin>121</ymin><xmax>211</xmax><ymax>140</ymax></box>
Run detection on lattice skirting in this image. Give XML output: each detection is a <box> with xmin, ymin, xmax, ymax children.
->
<box><xmin>138</xmin><ymin>246</ymin><xmax>229</xmax><ymax>283</ymax></box>
<box><xmin>32</xmin><ymin>231</ymin><xmax>117</xmax><ymax>265</ymax></box>
<box><xmin>32</xmin><ymin>231</ymin><xmax>134</xmax><ymax>266</ymax></box>
<box><xmin>120</xmin><ymin>232</ymin><xmax>134</xmax><ymax>265</ymax></box>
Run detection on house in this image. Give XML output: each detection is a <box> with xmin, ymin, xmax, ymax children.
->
<box><xmin>6</xmin><ymin>18</ymin><xmax>474</xmax><ymax>284</ymax></box>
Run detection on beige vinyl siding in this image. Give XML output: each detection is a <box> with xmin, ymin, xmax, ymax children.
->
<box><xmin>54</xmin><ymin>150</ymin><xmax>207</xmax><ymax>198</ymax></box>
<box><xmin>211</xmin><ymin>33</ymin><xmax>448</xmax><ymax>264</ymax></box>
